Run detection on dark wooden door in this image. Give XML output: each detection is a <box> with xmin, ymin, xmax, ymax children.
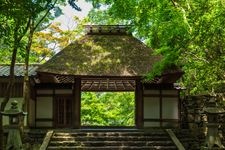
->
<box><xmin>54</xmin><ymin>96</ymin><xmax>73</xmax><ymax>128</ymax></box>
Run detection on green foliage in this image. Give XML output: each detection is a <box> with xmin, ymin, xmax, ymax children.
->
<box><xmin>30</xmin><ymin>17</ymin><xmax>87</xmax><ymax>63</ymax></box>
<box><xmin>0</xmin><ymin>0</ymin><xmax>82</xmax><ymax>64</ymax></box>
<box><xmin>87</xmin><ymin>0</ymin><xmax>225</xmax><ymax>95</ymax></box>
<box><xmin>179</xmin><ymin>0</ymin><xmax>225</xmax><ymax>94</ymax></box>
<box><xmin>0</xmin><ymin>2</ymin><xmax>29</xmax><ymax>64</ymax></box>
<box><xmin>81</xmin><ymin>92</ymin><xmax>135</xmax><ymax>126</ymax></box>
<box><xmin>87</xmin><ymin>9</ymin><xmax>125</xmax><ymax>25</ymax></box>
<box><xmin>0</xmin><ymin>0</ymin><xmax>56</xmax><ymax>63</ymax></box>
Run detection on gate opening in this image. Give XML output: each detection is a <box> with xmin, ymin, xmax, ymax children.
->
<box><xmin>81</xmin><ymin>92</ymin><xmax>135</xmax><ymax>127</ymax></box>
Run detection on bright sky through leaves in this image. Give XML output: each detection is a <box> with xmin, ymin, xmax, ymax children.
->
<box><xmin>54</xmin><ymin>0</ymin><xmax>92</xmax><ymax>30</ymax></box>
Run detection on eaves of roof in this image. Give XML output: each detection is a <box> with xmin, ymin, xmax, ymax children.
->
<box><xmin>0</xmin><ymin>64</ymin><xmax>39</xmax><ymax>77</ymax></box>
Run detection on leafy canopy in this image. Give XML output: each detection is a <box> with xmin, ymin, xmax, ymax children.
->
<box><xmin>87</xmin><ymin>0</ymin><xmax>225</xmax><ymax>95</ymax></box>
<box><xmin>0</xmin><ymin>0</ymin><xmax>81</xmax><ymax>64</ymax></box>
<box><xmin>81</xmin><ymin>92</ymin><xmax>135</xmax><ymax>126</ymax></box>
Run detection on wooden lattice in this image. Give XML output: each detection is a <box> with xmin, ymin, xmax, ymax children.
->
<box><xmin>81</xmin><ymin>79</ymin><xmax>135</xmax><ymax>91</ymax></box>
<box><xmin>54</xmin><ymin>75</ymin><xmax>74</xmax><ymax>83</ymax></box>
<box><xmin>37</xmin><ymin>73</ymin><xmax>136</xmax><ymax>91</ymax></box>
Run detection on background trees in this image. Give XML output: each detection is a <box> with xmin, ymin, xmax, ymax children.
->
<box><xmin>86</xmin><ymin>0</ymin><xmax>225</xmax><ymax>95</ymax></box>
<box><xmin>81</xmin><ymin>92</ymin><xmax>135</xmax><ymax>126</ymax></box>
<box><xmin>0</xmin><ymin>0</ymin><xmax>224</xmax><ymax>134</ymax></box>
<box><xmin>0</xmin><ymin>0</ymin><xmax>81</xmax><ymax>148</ymax></box>
<box><xmin>0</xmin><ymin>1</ymin><xmax>35</xmax><ymax>148</ymax></box>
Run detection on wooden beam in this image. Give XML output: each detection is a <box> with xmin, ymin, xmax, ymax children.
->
<box><xmin>80</xmin><ymin>79</ymin><xmax>137</xmax><ymax>91</ymax></box>
<box><xmin>81</xmin><ymin>80</ymin><xmax>87</xmax><ymax>89</ymax></box>
<box><xmin>178</xmin><ymin>91</ymin><xmax>181</xmax><ymax>128</ymax></box>
<box><xmin>130</xmin><ymin>80</ymin><xmax>136</xmax><ymax>88</ymax></box>
<box><xmin>135</xmin><ymin>79</ymin><xmax>143</xmax><ymax>128</ymax></box>
<box><xmin>121</xmin><ymin>81</ymin><xmax>126</xmax><ymax>90</ymax></box>
<box><xmin>80</xmin><ymin>76</ymin><xmax>140</xmax><ymax>80</ymax></box>
<box><xmin>160</xmin><ymin>89</ymin><xmax>162</xmax><ymax>127</ymax></box>
<box><xmin>88</xmin><ymin>80</ymin><xmax>95</xmax><ymax>90</ymax></box>
<box><xmin>117</xmin><ymin>81</ymin><xmax>125</xmax><ymax>90</ymax></box>
<box><xmin>34</xmin><ymin>89</ymin><xmax>37</xmax><ymax>128</ymax></box>
<box><xmin>106</xmin><ymin>79</ymin><xmax>109</xmax><ymax>90</ymax></box>
<box><xmin>98</xmin><ymin>80</ymin><xmax>102</xmax><ymax>90</ymax></box>
<box><xmin>127</xmin><ymin>80</ymin><xmax>135</xmax><ymax>89</ymax></box>
<box><xmin>81</xmin><ymin>89</ymin><xmax>134</xmax><ymax>92</ymax></box>
<box><xmin>113</xmin><ymin>80</ymin><xmax>117</xmax><ymax>90</ymax></box>
<box><xmin>73</xmin><ymin>77</ymin><xmax>81</xmax><ymax>128</ymax></box>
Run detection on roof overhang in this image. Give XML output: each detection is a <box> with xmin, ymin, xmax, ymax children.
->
<box><xmin>35</xmin><ymin>70</ymin><xmax>183</xmax><ymax>91</ymax></box>
<box><xmin>35</xmin><ymin>72</ymin><xmax>138</xmax><ymax>91</ymax></box>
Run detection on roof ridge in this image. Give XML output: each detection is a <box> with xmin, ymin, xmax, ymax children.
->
<box><xmin>85</xmin><ymin>25</ymin><xmax>132</xmax><ymax>35</ymax></box>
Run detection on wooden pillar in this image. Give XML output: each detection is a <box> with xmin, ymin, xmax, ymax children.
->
<box><xmin>28</xmin><ymin>86</ymin><xmax>36</xmax><ymax>128</ymax></box>
<box><xmin>34</xmin><ymin>90</ymin><xmax>37</xmax><ymax>128</ymax></box>
<box><xmin>73</xmin><ymin>77</ymin><xmax>81</xmax><ymax>128</ymax></box>
<box><xmin>178</xmin><ymin>90</ymin><xmax>181</xmax><ymax>128</ymax></box>
<box><xmin>135</xmin><ymin>79</ymin><xmax>143</xmax><ymax>129</ymax></box>
<box><xmin>159</xmin><ymin>88</ymin><xmax>162</xmax><ymax>127</ymax></box>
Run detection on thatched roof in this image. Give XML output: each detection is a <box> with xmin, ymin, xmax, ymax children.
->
<box><xmin>37</xmin><ymin>34</ymin><xmax>161</xmax><ymax>77</ymax></box>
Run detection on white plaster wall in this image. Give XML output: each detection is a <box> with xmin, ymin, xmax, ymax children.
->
<box><xmin>162</xmin><ymin>98</ymin><xmax>178</xmax><ymax>119</ymax></box>
<box><xmin>0</xmin><ymin>98</ymin><xmax>27</xmax><ymax>126</ymax></box>
<box><xmin>36</xmin><ymin>97</ymin><xmax>53</xmax><ymax>118</ymax></box>
<box><xmin>162</xmin><ymin>122</ymin><xmax>178</xmax><ymax>127</ymax></box>
<box><xmin>143</xmin><ymin>89</ymin><xmax>179</xmax><ymax>127</ymax></box>
<box><xmin>143</xmin><ymin>97</ymin><xmax>160</xmax><ymax>119</ymax></box>
<box><xmin>36</xmin><ymin>121</ymin><xmax>53</xmax><ymax>127</ymax></box>
<box><xmin>144</xmin><ymin>122</ymin><xmax>160</xmax><ymax>127</ymax></box>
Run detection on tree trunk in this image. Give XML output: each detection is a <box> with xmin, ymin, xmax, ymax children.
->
<box><xmin>0</xmin><ymin>45</ymin><xmax>18</xmax><ymax>150</ymax></box>
<box><xmin>22</xmin><ymin>22</ymin><xmax>34</xmax><ymax>132</ymax></box>
<box><xmin>0</xmin><ymin>19</ymin><xmax>30</xmax><ymax>149</ymax></box>
<box><xmin>22</xmin><ymin>0</ymin><xmax>58</xmax><ymax>113</ymax></box>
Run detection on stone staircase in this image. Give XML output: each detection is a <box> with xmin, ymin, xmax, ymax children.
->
<box><xmin>45</xmin><ymin>129</ymin><xmax>178</xmax><ymax>150</ymax></box>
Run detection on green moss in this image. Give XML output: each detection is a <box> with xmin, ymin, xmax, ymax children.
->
<box><xmin>38</xmin><ymin>34</ymin><xmax>161</xmax><ymax>77</ymax></box>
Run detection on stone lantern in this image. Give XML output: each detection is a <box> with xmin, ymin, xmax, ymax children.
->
<box><xmin>203</xmin><ymin>97</ymin><xmax>225</xmax><ymax>149</ymax></box>
<box><xmin>1</xmin><ymin>100</ymin><xmax>27</xmax><ymax>150</ymax></box>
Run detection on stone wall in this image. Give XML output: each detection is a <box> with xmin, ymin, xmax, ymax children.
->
<box><xmin>181</xmin><ymin>96</ymin><xmax>206</xmax><ymax>142</ymax></box>
<box><xmin>181</xmin><ymin>95</ymin><xmax>225</xmax><ymax>145</ymax></box>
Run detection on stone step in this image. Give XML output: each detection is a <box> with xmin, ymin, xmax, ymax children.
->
<box><xmin>47</xmin><ymin>145</ymin><xmax>178</xmax><ymax>150</ymax></box>
<box><xmin>50</xmin><ymin>136</ymin><xmax>170</xmax><ymax>141</ymax></box>
<box><xmin>23</xmin><ymin>129</ymin><xmax>47</xmax><ymax>144</ymax></box>
<box><xmin>49</xmin><ymin>140</ymin><xmax>175</xmax><ymax>147</ymax></box>
<box><xmin>52</xmin><ymin>131</ymin><xmax>167</xmax><ymax>137</ymax></box>
<box><xmin>46</xmin><ymin>130</ymin><xmax>177</xmax><ymax>150</ymax></box>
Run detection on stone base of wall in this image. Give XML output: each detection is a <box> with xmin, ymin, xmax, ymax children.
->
<box><xmin>3</xmin><ymin>128</ymin><xmax>47</xmax><ymax>150</ymax></box>
<box><xmin>181</xmin><ymin>95</ymin><xmax>225</xmax><ymax>147</ymax></box>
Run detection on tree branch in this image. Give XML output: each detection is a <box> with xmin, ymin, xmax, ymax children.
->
<box><xmin>18</xmin><ymin>17</ymin><xmax>31</xmax><ymax>42</ymax></box>
<box><xmin>34</xmin><ymin>0</ymin><xmax>58</xmax><ymax>31</ymax></box>
<box><xmin>68</xmin><ymin>0</ymin><xmax>81</xmax><ymax>11</ymax></box>
<box><xmin>170</xmin><ymin>0</ymin><xmax>177</xmax><ymax>7</ymax></box>
<box><xmin>184</xmin><ymin>51</ymin><xmax>209</xmax><ymax>63</ymax></box>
